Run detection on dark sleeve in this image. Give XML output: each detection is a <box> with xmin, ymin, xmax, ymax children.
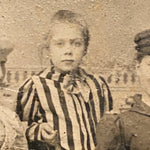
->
<box><xmin>96</xmin><ymin>114</ymin><xmax>122</xmax><ymax>150</ymax></box>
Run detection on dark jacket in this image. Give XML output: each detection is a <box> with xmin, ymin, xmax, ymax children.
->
<box><xmin>96</xmin><ymin>94</ymin><xmax>150</xmax><ymax>150</ymax></box>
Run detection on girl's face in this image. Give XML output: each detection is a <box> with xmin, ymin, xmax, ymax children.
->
<box><xmin>49</xmin><ymin>22</ymin><xmax>86</xmax><ymax>73</ymax></box>
<box><xmin>137</xmin><ymin>55</ymin><xmax>150</xmax><ymax>96</ymax></box>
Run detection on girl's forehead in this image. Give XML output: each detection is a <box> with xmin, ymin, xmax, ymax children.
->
<box><xmin>51</xmin><ymin>20</ymin><xmax>81</xmax><ymax>28</ymax></box>
<box><xmin>50</xmin><ymin>22</ymin><xmax>83</xmax><ymax>39</ymax></box>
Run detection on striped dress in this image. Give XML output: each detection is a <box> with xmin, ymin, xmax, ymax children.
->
<box><xmin>16</xmin><ymin>67</ymin><xmax>113</xmax><ymax>150</ymax></box>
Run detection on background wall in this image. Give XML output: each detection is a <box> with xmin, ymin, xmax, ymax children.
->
<box><xmin>0</xmin><ymin>0</ymin><xmax>150</xmax><ymax>71</ymax></box>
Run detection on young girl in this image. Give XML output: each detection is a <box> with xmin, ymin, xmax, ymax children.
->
<box><xmin>17</xmin><ymin>10</ymin><xmax>113</xmax><ymax>150</ymax></box>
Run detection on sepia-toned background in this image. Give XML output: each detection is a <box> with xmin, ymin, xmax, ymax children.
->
<box><xmin>1</xmin><ymin>0</ymin><xmax>150</xmax><ymax>111</ymax></box>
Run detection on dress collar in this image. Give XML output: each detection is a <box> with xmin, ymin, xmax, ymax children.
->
<box><xmin>39</xmin><ymin>66</ymin><xmax>87</xmax><ymax>83</ymax></box>
<box><xmin>38</xmin><ymin>67</ymin><xmax>91</xmax><ymax>102</ymax></box>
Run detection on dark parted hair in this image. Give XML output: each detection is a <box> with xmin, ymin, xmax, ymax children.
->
<box><xmin>49</xmin><ymin>10</ymin><xmax>90</xmax><ymax>52</ymax></box>
<box><xmin>134</xmin><ymin>29</ymin><xmax>150</xmax><ymax>63</ymax></box>
<box><xmin>135</xmin><ymin>53</ymin><xmax>149</xmax><ymax>63</ymax></box>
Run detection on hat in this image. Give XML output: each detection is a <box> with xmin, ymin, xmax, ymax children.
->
<box><xmin>134</xmin><ymin>29</ymin><xmax>150</xmax><ymax>54</ymax></box>
<box><xmin>0</xmin><ymin>39</ymin><xmax>14</xmax><ymax>62</ymax></box>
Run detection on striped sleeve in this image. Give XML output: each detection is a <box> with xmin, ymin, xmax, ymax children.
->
<box><xmin>99</xmin><ymin>76</ymin><xmax>113</xmax><ymax>112</ymax></box>
<box><xmin>16</xmin><ymin>78</ymin><xmax>46</xmax><ymax>142</ymax></box>
<box><xmin>83</xmin><ymin>71</ymin><xmax>113</xmax><ymax>124</ymax></box>
<box><xmin>25</xmin><ymin>108</ymin><xmax>49</xmax><ymax>142</ymax></box>
<box><xmin>26</xmin><ymin>122</ymin><xmax>41</xmax><ymax>141</ymax></box>
<box><xmin>16</xmin><ymin>78</ymin><xmax>39</xmax><ymax>122</ymax></box>
<box><xmin>93</xmin><ymin>75</ymin><xmax>113</xmax><ymax>120</ymax></box>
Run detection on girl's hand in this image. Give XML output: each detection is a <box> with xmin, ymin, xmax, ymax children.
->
<box><xmin>41</xmin><ymin>123</ymin><xmax>59</xmax><ymax>146</ymax></box>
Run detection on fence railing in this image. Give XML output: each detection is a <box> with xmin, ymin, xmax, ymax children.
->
<box><xmin>5</xmin><ymin>68</ymin><xmax>139</xmax><ymax>89</ymax></box>
<box><xmin>1</xmin><ymin>68</ymin><xmax>140</xmax><ymax>111</ymax></box>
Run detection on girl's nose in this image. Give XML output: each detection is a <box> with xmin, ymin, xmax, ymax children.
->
<box><xmin>64</xmin><ymin>43</ymin><xmax>73</xmax><ymax>55</ymax></box>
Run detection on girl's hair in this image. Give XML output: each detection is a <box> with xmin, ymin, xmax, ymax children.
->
<box><xmin>49</xmin><ymin>10</ymin><xmax>90</xmax><ymax>51</ymax></box>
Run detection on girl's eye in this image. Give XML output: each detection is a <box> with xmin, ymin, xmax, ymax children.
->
<box><xmin>74</xmin><ymin>42</ymin><xmax>82</xmax><ymax>47</ymax></box>
<box><xmin>57</xmin><ymin>42</ymin><xmax>63</xmax><ymax>45</ymax></box>
<box><xmin>71</xmin><ymin>38</ymin><xmax>84</xmax><ymax>47</ymax></box>
<box><xmin>55</xmin><ymin>41</ymin><xmax>64</xmax><ymax>46</ymax></box>
<box><xmin>72</xmin><ymin>40</ymin><xmax>84</xmax><ymax>47</ymax></box>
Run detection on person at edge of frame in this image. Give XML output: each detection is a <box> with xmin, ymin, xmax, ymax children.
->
<box><xmin>96</xmin><ymin>29</ymin><xmax>150</xmax><ymax>150</ymax></box>
<box><xmin>0</xmin><ymin>39</ymin><xmax>27</xmax><ymax>150</ymax></box>
<box><xmin>16</xmin><ymin>10</ymin><xmax>113</xmax><ymax>150</ymax></box>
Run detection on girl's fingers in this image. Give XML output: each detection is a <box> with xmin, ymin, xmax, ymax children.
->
<box><xmin>42</xmin><ymin>129</ymin><xmax>58</xmax><ymax>140</ymax></box>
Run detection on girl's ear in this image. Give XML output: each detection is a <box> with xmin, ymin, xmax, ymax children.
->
<box><xmin>83</xmin><ymin>49</ymin><xmax>87</xmax><ymax>56</ymax></box>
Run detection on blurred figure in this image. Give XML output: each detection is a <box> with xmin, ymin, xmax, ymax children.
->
<box><xmin>96</xmin><ymin>29</ymin><xmax>150</xmax><ymax>150</ymax></box>
<box><xmin>0</xmin><ymin>39</ymin><xmax>13</xmax><ymax>85</ymax></box>
<box><xmin>0</xmin><ymin>39</ymin><xmax>27</xmax><ymax>150</ymax></box>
